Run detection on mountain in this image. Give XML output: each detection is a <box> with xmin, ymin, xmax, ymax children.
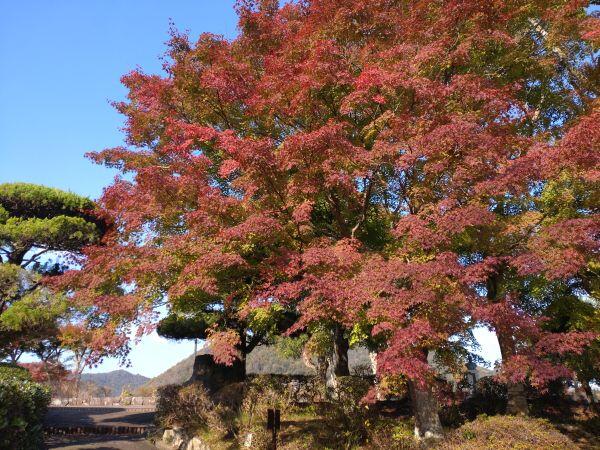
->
<box><xmin>81</xmin><ymin>369</ymin><xmax>150</xmax><ymax>396</ymax></box>
<box><xmin>141</xmin><ymin>345</ymin><xmax>373</xmax><ymax>392</ymax></box>
<box><xmin>138</xmin><ymin>344</ymin><xmax>497</xmax><ymax>394</ymax></box>
<box><xmin>140</xmin><ymin>351</ymin><xmax>200</xmax><ymax>391</ymax></box>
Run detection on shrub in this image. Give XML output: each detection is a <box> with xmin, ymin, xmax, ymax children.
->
<box><xmin>437</xmin><ymin>415</ymin><xmax>576</xmax><ymax>450</ymax></box>
<box><xmin>155</xmin><ymin>383</ymin><xmax>233</xmax><ymax>437</ymax></box>
<box><xmin>0</xmin><ymin>368</ymin><xmax>51</xmax><ymax>450</ymax></box>
<box><xmin>461</xmin><ymin>377</ymin><xmax>507</xmax><ymax>419</ymax></box>
<box><xmin>366</xmin><ymin>417</ymin><xmax>418</xmax><ymax>450</ymax></box>
<box><xmin>242</xmin><ymin>375</ymin><xmax>297</xmax><ymax>417</ymax></box>
<box><xmin>238</xmin><ymin>375</ymin><xmax>300</xmax><ymax>447</ymax></box>
<box><xmin>0</xmin><ymin>363</ymin><xmax>31</xmax><ymax>381</ymax></box>
<box><xmin>316</xmin><ymin>376</ymin><xmax>373</xmax><ymax>449</ymax></box>
<box><xmin>439</xmin><ymin>403</ymin><xmax>466</xmax><ymax>428</ymax></box>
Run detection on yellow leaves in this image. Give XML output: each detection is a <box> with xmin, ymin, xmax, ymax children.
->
<box><xmin>378</xmin><ymin>374</ymin><xmax>408</xmax><ymax>398</ymax></box>
<box><xmin>361</xmin><ymin>110</ymin><xmax>394</xmax><ymax>147</ymax></box>
<box><xmin>540</xmin><ymin>173</ymin><xmax>599</xmax><ymax>223</ymax></box>
<box><xmin>304</xmin><ymin>324</ymin><xmax>334</xmax><ymax>357</ymax></box>
<box><xmin>502</xmin><ymin>210</ymin><xmax>543</xmax><ymax>237</ymax></box>
<box><xmin>240</xmin><ymin>242</ymin><xmax>256</xmax><ymax>255</ymax></box>
<box><xmin>248</xmin><ymin>303</ymin><xmax>283</xmax><ymax>335</ymax></box>
<box><xmin>349</xmin><ymin>322</ymin><xmax>370</xmax><ymax>347</ymax></box>
<box><xmin>0</xmin><ymin>205</ymin><xmax>8</xmax><ymax>224</ymax></box>
<box><xmin>0</xmin><ymin>263</ymin><xmax>25</xmax><ymax>300</ymax></box>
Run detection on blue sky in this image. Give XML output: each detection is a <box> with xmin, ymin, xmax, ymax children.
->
<box><xmin>0</xmin><ymin>0</ymin><xmax>238</xmax><ymax>377</ymax></box>
<box><xmin>0</xmin><ymin>1</ymin><xmax>502</xmax><ymax>377</ymax></box>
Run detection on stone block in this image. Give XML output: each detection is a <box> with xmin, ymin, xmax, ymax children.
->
<box><xmin>189</xmin><ymin>354</ymin><xmax>244</xmax><ymax>393</ymax></box>
<box><xmin>186</xmin><ymin>437</ymin><xmax>211</xmax><ymax>450</ymax></box>
<box><xmin>162</xmin><ymin>428</ymin><xmax>186</xmax><ymax>449</ymax></box>
<box><xmin>243</xmin><ymin>433</ymin><xmax>253</xmax><ymax>448</ymax></box>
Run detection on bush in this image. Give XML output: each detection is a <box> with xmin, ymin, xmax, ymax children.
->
<box><xmin>316</xmin><ymin>376</ymin><xmax>373</xmax><ymax>449</ymax></box>
<box><xmin>461</xmin><ymin>377</ymin><xmax>507</xmax><ymax>419</ymax></box>
<box><xmin>241</xmin><ymin>375</ymin><xmax>297</xmax><ymax>418</ymax></box>
<box><xmin>437</xmin><ymin>415</ymin><xmax>576</xmax><ymax>450</ymax></box>
<box><xmin>366</xmin><ymin>417</ymin><xmax>418</xmax><ymax>450</ymax></box>
<box><xmin>156</xmin><ymin>376</ymin><xmax>315</xmax><ymax>447</ymax></box>
<box><xmin>155</xmin><ymin>383</ymin><xmax>234</xmax><ymax>437</ymax></box>
<box><xmin>0</xmin><ymin>368</ymin><xmax>51</xmax><ymax>450</ymax></box>
<box><xmin>0</xmin><ymin>363</ymin><xmax>32</xmax><ymax>381</ymax></box>
<box><xmin>238</xmin><ymin>375</ymin><xmax>302</xmax><ymax>448</ymax></box>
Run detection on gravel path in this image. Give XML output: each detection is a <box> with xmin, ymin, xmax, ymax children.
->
<box><xmin>45</xmin><ymin>435</ymin><xmax>157</xmax><ymax>449</ymax></box>
<box><xmin>44</xmin><ymin>407</ymin><xmax>157</xmax><ymax>449</ymax></box>
<box><xmin>45</xmin><ymin>406</ymin><xmax>155</xmax><ymax>428</ymax></box>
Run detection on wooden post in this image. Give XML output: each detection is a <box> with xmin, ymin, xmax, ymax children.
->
<box><xmin>267</xmin><ymin>408</ymin><xmax>281</xmax><ymax>449</ymax></box>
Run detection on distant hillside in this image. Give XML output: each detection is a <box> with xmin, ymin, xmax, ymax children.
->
<box><xmin>81</xmin><ymin>369</ymin><xmax>150</xmax><ymax>396</ymax></box>
<box><xmin>142</xmin><ymin>345</ymin><xmax>373</xmax><ymax>391</ymax></box>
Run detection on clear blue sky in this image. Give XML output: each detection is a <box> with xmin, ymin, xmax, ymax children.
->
<box><xmin>0</xmin><ymin>0</ymin><xmax>237</xmax><ymax>198</ymax></box>
<box><xmin>0</xmin><ymin>0</ymin><xmax>238</xmax><ymax>377</ymax></box>
<box><xmin>0</xmin><ymin>0</ymin><xmax>502</xmax><ymax>377</ymax></box>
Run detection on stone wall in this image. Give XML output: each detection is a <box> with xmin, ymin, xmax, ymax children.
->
<box><xmin>50</xmin><ymin>396</ymin><xmax>155</xmax><ymax>407</ymax></box>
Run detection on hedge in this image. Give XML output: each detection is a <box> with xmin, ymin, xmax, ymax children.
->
<box><xmin>0</xmin><ymin>363</ymin><xmax>32</xmax><ymax>381</ymax></box>
<box><xmin>0</xmin><ymin>364</ymin><xmax>51</xmax><ymax>450</ymax></box>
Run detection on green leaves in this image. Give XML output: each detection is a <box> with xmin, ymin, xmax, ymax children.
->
<box><xmin>157</xmin><ymin>313</ymin><xmax>214</xmax><ymax>340</ymax></box>
<box><xmin>0</xmin><ymin>182</ymin><xmax>103</xmax><ymax>264</ymax></box>
<box><xmin>0</xmin><ymin>289</ymin><xmax>67</xmax><ymax>332</ymax></box>
<box><xmin>0</xmin><ymin>216</ymin><xmax>99</xmax><ymax>253</ymax></box>
<box><xmin>0</xmin><ymin>263</ymin><xmax>24</xmax><ymax>301</ymax></box>
<box><xmin>0</xmin><ymin>183</ymin><xmax>95</xmax><ymax>219</ymax></box>
<box><xmin>0</xmin><ymin>183</ymin><xmax>104</xmax><ymax>364</ymax></box>
<box><xmin>0</xmin><ymin>371</ymin><xmax>51</xmax><ymax>450</ymax></box>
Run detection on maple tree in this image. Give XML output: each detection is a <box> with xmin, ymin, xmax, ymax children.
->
<box><xmin>58</xmin><ymin>0</ymin><xmax>599</xmax><ymax>438</ymax></box>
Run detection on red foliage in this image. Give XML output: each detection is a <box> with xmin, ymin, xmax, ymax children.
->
<box><xmin>20</xmin><ymin>362</ymin><xmax>69</xmax><ymax>384</ymax></box>
<box><xmin>55</xmin><ymin>0</ymin><xmax>599</xmax><ymax>391</ymax></box>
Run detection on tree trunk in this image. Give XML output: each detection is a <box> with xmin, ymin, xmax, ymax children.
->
<box><xmin>8</xmin><ymin>348</ymin><xmax>22</xmax><ymax>364</ymax></box>
<box><xmin>229</xmin><ymin>352</ymin><xmax>247</xmax><ymax>383</ymax></box>
<box><xmin>301</xmin><ymin>345</ymin><xmax>328</xmax><ymax>400</ymax></box>
<box><xmin>487</xmin><ymin>274</ymin><xmax>529</xmax><ymax>415</ymax></box>
<box><xmin>229</xmin><ymin>333</ymin><xmax>247</xmax><ymax>384</ymax></box>
<box><xmin>582</xmin><ymin>378</ymin><xmax>599</xmax><ymax>414</ymax></box>
<box><xmin>408</xmin><ymin>380</ymin><xmax>443</xmax><ymax>440</ymax></box>
<box><xmin>497</xmin><ymin>332</ymin><xmax>529</xmax><ymax>415</ymax></box>
<box><xmin>332</xmin><ymin>325</ymin><xmax>350</xmax><ymax>376</ymax></box>
<box><xmin>326</xmin><ymin>325</ymin><xmax>350</xmax><ymax>392</ymax></box>
<box><xmin>7</xmin><ymin>248</ymin><xmax>27</xmax><ymax>266</ymax></box>
<box><xmin>369</xmin><ymin>351</ymin><xmax>384</xmax><ymax>400</ymax></box>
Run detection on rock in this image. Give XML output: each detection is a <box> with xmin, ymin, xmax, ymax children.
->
<box><xmin>189</xmin><ymin>354</ymin><xmax>245</xmax><ymax>393</ymax></box>
<box><xmin>162</xmin><ymin>428</ymin><xmax>186</xmax><ymax>449</ymax></box>
<box><xmin>186</xmin><ymin>437</ymin><xmax>211</xmax><ymax>450</ymax></box>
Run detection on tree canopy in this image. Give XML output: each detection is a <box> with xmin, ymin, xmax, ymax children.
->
<box><xmin>56</xmin><ymin>0</ymin><xmax>599</xmax><ymax>436</ymax></box>
<box><xmin>0</xmin><ymin>183</ymin><xmax>107</xmax><ymax>368</ymax></box>
<box><xmin>0</xmin><ymin>183</ymin><xmax>102</xmax><ymax>265</ymax></box>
